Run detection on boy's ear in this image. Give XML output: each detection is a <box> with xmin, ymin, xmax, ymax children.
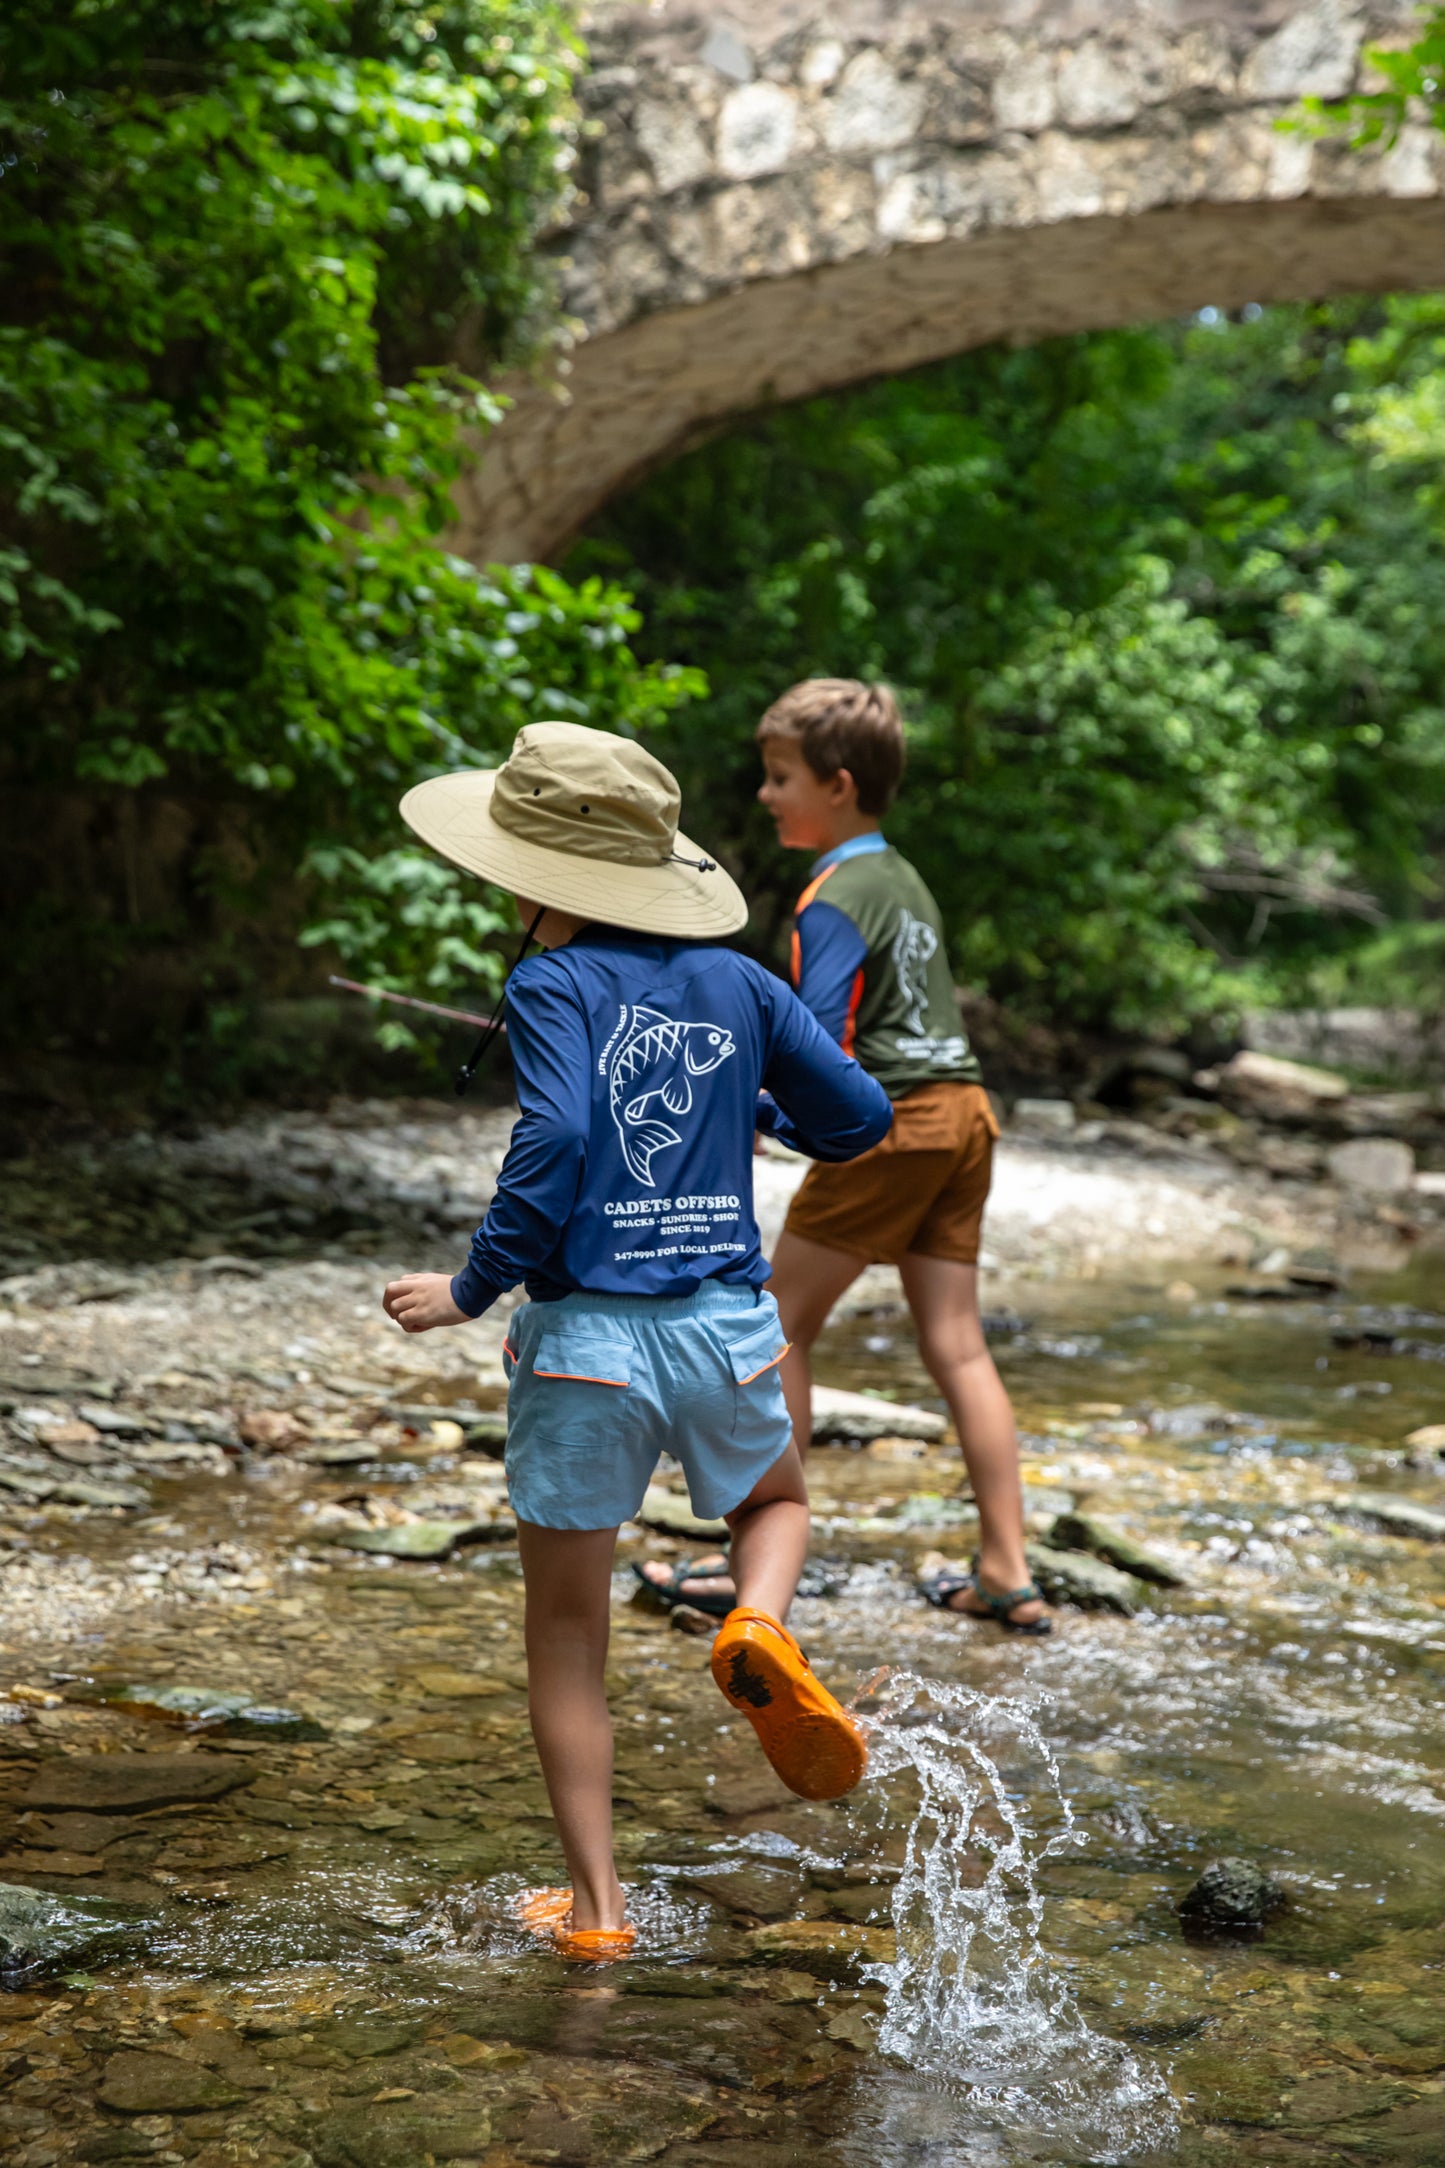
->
<box><xmin>829</xmin><ymin>765</ymin><xmax>861</xmax><ymax>808</ymax></box>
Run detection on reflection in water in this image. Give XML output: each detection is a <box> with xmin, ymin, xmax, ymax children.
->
<box><xmin>857</xmin><ymin>1670</ymin><xmax>1176</xmax><ymax>2162</ymax></box>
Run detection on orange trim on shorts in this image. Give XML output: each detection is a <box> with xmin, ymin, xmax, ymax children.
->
<box><xmin>533</xmin><ymin>1367</ymin><xmax>628</xmax><ymax>1387</ymax></box>
<box><xmin>735</xmin><ymin>1341</ymin><xmax>791</xmax><ymax>1386</ymax></box>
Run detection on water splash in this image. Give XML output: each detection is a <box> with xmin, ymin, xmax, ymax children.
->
<box><xmin>856</xmin><ymin>1668</ymin><xmax>1178</xmax><ymax>2162</ymax></box>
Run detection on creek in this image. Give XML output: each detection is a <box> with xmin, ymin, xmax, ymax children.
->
<box><xmin>1</xmin><ymin>1244</ymin><xmax>1443</xmax><ymax>2167</ymax></box>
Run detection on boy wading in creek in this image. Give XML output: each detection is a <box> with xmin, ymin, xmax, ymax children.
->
<box><xmin>647</xmin><ymin>682</ymin><xmax>1049</xmax><ymax>1635</ymax></box>
<box><xmin>381</xmin><ymin>722</ymin><xmax>892</xmax><ymax>1959</ymax></box>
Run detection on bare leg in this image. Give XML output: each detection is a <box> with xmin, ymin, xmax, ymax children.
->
<box><xmin>768</xmin><ymin>1229</ymin><xmax>870</xmax><ymax>1457</ymax></box>
<box><xmin>516</xmin><ymin>1521</ymin><xmax>626</xmax><ymax>1931</ymax></box>
<box><xmin>641</xmin><ymin>1237</ymin><xmax>860</xmax><ymax>1609</ymax></box>
<box><xmin>897</xmin><ymin>1253</ymin><xmax>1043</xmax><ymax>1626</ymax></box>
<box><xmin>725</xmin><ymin>1441</ymin><xmax>810</xmax><ymax>1621</ymax></box>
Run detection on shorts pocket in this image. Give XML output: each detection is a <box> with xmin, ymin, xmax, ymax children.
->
<box><xmin>531</xmin><ymin>1327</ymin><xmax>633</xmax><ymax>1390</ymax></box>
<box><xmin>708</xmin><ymin>1308</ymin><xmax>790</xmax><ymax>1387</ymax></box>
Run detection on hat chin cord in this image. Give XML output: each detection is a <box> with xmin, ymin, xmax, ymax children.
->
<box><xmin>454</xmin><ymin>904</ymin><xmax>548</xmax><ymax>1098</ymax></box>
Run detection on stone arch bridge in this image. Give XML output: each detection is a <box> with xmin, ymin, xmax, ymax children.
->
<box><xmin>456</xmin><ymin>0</ymin><xmax>1445</xmax><ymax>562</ymax></box>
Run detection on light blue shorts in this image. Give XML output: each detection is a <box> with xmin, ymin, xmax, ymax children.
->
<box><xmin>502</xmin><ymin>1282</ymin><xmax>793</xmax><ymax>1532</ymax></box>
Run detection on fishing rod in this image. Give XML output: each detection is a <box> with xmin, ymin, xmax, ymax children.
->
<box><xmin>327</xmin><ymin>901</ymin><xmax>548</xmax><ymax>1098</ymax></box>
<box><xmin>328</xmin><ymin>977</ymin><xmax>495</xmax><ymax>1030</ymax></box>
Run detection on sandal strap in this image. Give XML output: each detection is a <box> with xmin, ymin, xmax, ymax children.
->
<box><xmin>920</xmin><ymin>1570</ymin><xmax>974</xmax><ymax>1608</ymax></box>
<box><xmin>971</xmin><ymin>1577</ymin><xmax>1044</xmax><ymax>1618</ymax></box>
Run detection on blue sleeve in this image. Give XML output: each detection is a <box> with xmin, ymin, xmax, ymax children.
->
<box><xmin>754</xmin><ymin>976</ymin><xmax>892</xmax><ymax>1162</ymax></box>
<box><xmin>450</xmin><ymin>967</ymin><xmax>589</xmax><ymax>1319</ymax></box>
<box><xmin>794</xmin><ymin>897</ymin><xmax>868</xmax><ymax>1045</ymax></box>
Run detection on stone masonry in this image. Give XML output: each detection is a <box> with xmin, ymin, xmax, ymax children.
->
<box><xmin>455</xmin><ymin>0</ymin><xmax>1445</xmax><ymax>562</ymax></box>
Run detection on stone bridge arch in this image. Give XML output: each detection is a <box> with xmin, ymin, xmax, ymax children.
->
<box><xmin>455</xmin><ymin>1</ymin><xmax>1445</xmax><ymax>563</ymax></box>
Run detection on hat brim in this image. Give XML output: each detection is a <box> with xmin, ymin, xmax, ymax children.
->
<box><xmin>399</xmin><ymin>770</ymin><xmax>748</xmax><ymax>939</ymax></box>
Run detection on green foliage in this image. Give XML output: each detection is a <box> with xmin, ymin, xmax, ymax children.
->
<box><xmin>0</xmin><ymin>0</ymin><xmax>696</xmax><ymax>1070</ymax></box>
<box><xmin>1300</xmin><ymin>5</ymin><xmax>1445</xmax><ymax>147</ymax></box>
<box><xmin>300</xmin><ymin>845</ymin><xmax>509</xmax><ymax>1050</ymax></box>
<box><xmin>572</xmin><ymin>304</ymin><xmax>1445</xmax><ymax>1034</ymax></box>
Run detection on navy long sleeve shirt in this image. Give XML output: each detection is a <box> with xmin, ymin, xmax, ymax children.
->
<box><xmin>450</xmin><ymin>926</ymin><xmax>892</xmax><ymax>1318</ymax></box>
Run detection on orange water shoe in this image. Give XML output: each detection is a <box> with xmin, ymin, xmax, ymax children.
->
<box><xmin>515</xmin><ymin>1886</ymin><xmax>637</xmax><ymax>1963</ymax></box>
<box><xmin>710</xmin><ymin>1606</ymin><xmax>867</xmax><ymax>1801</ymax></box>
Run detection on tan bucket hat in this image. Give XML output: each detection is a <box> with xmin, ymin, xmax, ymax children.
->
<box><xmin>399</xmin><ymin>721</ymin><xmax>747</xmax><ymax>939</ymax></box>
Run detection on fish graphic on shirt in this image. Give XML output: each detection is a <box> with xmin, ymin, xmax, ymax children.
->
<box><xmin>893</xmin><ymin>910</ymin><xmax>939</xmax><ymax>1037</ymax></box>
<box><xmin>606</xmin><ymin>1005</ymin><xmax>736</xmax><ymax>1187</ymax></box>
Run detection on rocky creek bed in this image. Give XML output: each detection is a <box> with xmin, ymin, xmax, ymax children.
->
<box><xmin>1</xmin><ymin>1105</ymin><xmax>1443</xmax><ymax>2165</ymax></box>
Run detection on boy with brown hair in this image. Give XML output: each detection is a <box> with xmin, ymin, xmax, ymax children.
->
<box><xmin>756</xmin><ymin>678</ymin><xmax>1049</xmax><ymax>1632</ymax></box>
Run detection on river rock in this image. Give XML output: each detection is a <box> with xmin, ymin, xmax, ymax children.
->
<box><xmin>1147</xmin><ymin>1402</ymin><xmax>1241</xmax><ymax>1439</ymax></box>
<box><xmin>53</xmin><ymin>1473</ymin><xmax>148</xmax><ymax>1508</ymax></box>
<box><xmin>462</xmin><ymin>1413</ymin><xmax>508</xmax><ymax>1459</ymax></box>
<box><xmin>1011</xmin><ymin>1098</ymin><xmax>1076</xmax><ymax>1133</ymax></box>
<box><xmin>1025</xmin><ymin>1543</ymin><xmax>1140</xmax><ymax>1615</ymax></box>
<box><xmin>684</xmin><ymin>1863</ymin><xmax>800</xmax><ymax>1919</ymax></box>
<box><xmin>811</xmin><ymin>1386</ymin><xmax>945</xmax><ymax>1445</ymax></box>
<box><xmin>1047</xmin><ymin>1511</ymin><xmax>1186</xmax><ymax>1588</ymax></box>
<box><xmin>1200</xmin><ymin>1049</ymin><xmax>1350</xmax><ymax>1117</ymax></box>
<box><xmin>0</xmin><ymin>1881</ymin><xmax>158</xmax><ymax>1982</ymax></box>
<box><xmin>26</xmin><ymin>1812</ymin><xmax>144</xmax><ymax>1852</ymax></box>
<box><xmin>746</xmin><ymin>1919</ymin><xmax>895</xmax><ymax>1977</ymax></box>
<box><xmin>23</xmin><ymin>1753</ymin><xmax>255</xmax><ymax>1813</ymax></box>
<box><xmin>111</xmin><ymin>1685</ymin><xmax>324</xmax><ymax>1737</ymax></box>
<box><xmin>1177</xmin><ymin>1857</ymin><xmax>1287</xmax><ymax>1932</ymax></box>
<box><xmin>97</xmin><ymin>2049</ymin><xmax>249</xmax><ymax>2114</ymax></box>
<box><xmin>1326</xmin><ymin>1138</ymin><xmax>1416</xmax><ymax>1195</ymax></box>
<box><xmin>637</xmin><ymin>1485</ymin><xmax>729</xmax><ymax>1540</ymax></box>
<box><xmin>328</xmin><ymin>1517</ymin><xmax>510</xmax><ymax>1558</ymax></box>
<box><xmin>1341</xmin><ymin>1492</ymin><xmax>1445</xmax><ymax>1541</ymax></box>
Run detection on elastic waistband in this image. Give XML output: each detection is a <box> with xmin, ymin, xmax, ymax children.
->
<box><xmin>538</xmin><ymin>1280</ymin><xmax>772</xmax><ymax>1321</ymax></box>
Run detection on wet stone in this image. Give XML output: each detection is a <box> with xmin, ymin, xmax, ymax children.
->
<box><xmin>328</xmin><ymin>1519</ymin><xmax>507</xmax><ymax>1559</ymax></box>
<box><xmin>1342</xmin><ymin>1491</ymin><xmax>1445</xmax><ymax>1541</ymax></box>
<box><xmin>23</xmin><ymin>1753</ymin><xmax>254</xmax><ymax>1813</ymax></box>
<box><xmin>22</xmin><ymin>1812</ymin><xmax>142</xmax><ymax>1856</ymax></box>
<box><xmin>683</xmin><ymin>1863</ymin><xmax>800</xmax><ymax>1919</ymax></box>
<box><xmin>1025</xmin><ymin>1543</ymin><xmax>1141</xmax><ymax>1615</ymax></box>
<box><xmin>746</xmin><ymin>1919</ymin><xmax>895</xmax><ymax>1977</ymax></box>
<box><xmin>306</xmin><ymin>2106</ymin><xmax>492</xmax><ymax>2166</ymax></box>
<box><xmin>75</xmin><ymin>2135</ymin><xmax>170</xmax><ymax>2162</ymax></box>
<box><xmin>0</xmin><ymin>1880</ymin><xmax>158</xmax><ymax>1982</ymax></box>
<box><xmin>1178</xmin><ymin>1856</ymin><xmax>1287</xmax><ymax>1932</ymax></box>
<box><xmin>97</xmin><ymin>2049</ymin><xmax>250</xmax><ymax>2114</ymax></box>
<box><xmin>1047</xmin><ymin>1509</ymin><xmax>1186</xmax><ymax>1588</ymax></box>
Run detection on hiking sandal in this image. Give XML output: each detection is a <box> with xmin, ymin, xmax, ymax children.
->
<box><xmin>918</xmin><ymin>1564</ymin><xmax>1052</xmax><ymax>1636</ymax></box>
<box><xmin>710</xmin><ymin>1606</ymin><xmax>867</xmax><ymax>1801</ymax></box>
<box><xmin>631</xmin><ymin>1557</ymin><xmax>735</xmax><ymax>1619</ymax></box>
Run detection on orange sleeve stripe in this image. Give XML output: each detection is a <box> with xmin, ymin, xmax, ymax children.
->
<box><xmin>793</xmin><ymin>862</ymin><xmax>841</xmax><ymax>918</ymax></box>
<box><xmin>841</xmin><ymin>966</ymin><xmax>864</xmax><ymax>1057</ymax></box>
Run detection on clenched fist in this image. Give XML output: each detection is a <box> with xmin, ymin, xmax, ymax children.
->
<box><xmin>382</xmin><ymin>1272</ymin><xmax>467</xmax><ymax>1334</ymax></box>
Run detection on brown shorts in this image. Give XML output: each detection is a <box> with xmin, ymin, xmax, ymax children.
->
<box><xmin>782</xmin><ymin>1080</ymin><xmax>1000</xmax><ymax>1266</ymax></box>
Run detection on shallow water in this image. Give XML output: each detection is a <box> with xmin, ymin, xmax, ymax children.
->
<box><xmin>2</xmin><ymin>1255</ymin><xmax>1443</xmax><ymax>2166</ymax></box>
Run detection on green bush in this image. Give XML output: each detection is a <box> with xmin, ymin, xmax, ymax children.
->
<box><xmin>0</xmin><ymin>0</ymin><xmax>697</xmax><ymax>1078</ymax></box>
<box><xmin>573</xmin><ymin>306</ymin><xmax>1445</xmax><ymax>1034</ymax></box>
